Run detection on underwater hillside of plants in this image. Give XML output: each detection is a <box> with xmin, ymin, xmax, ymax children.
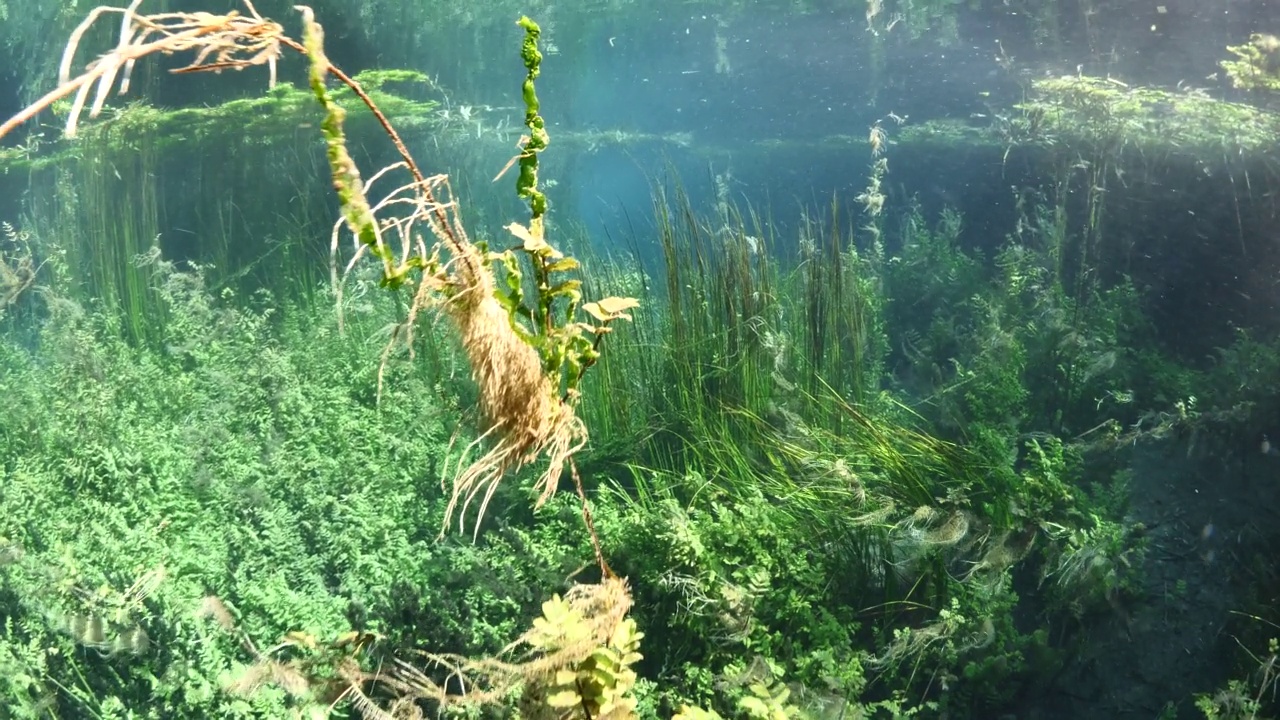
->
<box><xmin>1</xmin><ymin>3</ymin><xmax>1279</xmax><ymax>720</ymax></box>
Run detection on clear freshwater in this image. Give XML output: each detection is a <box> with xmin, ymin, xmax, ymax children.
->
<box><xmin>0</xmin><ymin>1</ymin><xmax>1277</xmax><ymax>719</ymax></box>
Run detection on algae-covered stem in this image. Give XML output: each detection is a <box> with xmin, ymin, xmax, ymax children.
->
<box><xmin>516</xmin><ymin>15</ymin><xmax>549</xmax><ymax>227</ymax></box>
<box><xmin>515</xmin><ymin>16</ymin><xmax>613</xmax><ymax>579</ymax></box>
<box><xmin>514</xmin><ymin>16</ymin><xmax>561</xmax><ymax>338</ymax></box>
<box><xmin>292</xmin><ymin>6</ymin><xmax>477</xmax><ymax>281</ymax></box>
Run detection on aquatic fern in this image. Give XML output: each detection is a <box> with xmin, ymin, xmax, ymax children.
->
<box><xmin>523</xmin><ymin>591</ymin><xmax>645</xmax><ymax>719</ymax></box>
<box><xmin>360</xmin><ymin>577</ymin><xmax>641</xmax><ymax>719</ymax></box>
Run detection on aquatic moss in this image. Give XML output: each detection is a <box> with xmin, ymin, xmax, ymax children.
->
<box><xmin>12</xmin><ymin>73</ymin><xmax>1275</xmax><ymax>187</ymax></box>
<box><xmin>1014</xmin><ymin>75</ymin><xmax>1280</xmax><ymax>157</ymax></box>
<box><xmin>0</xmin><ymin>71</ymin><xmax>437</xmax><ymax>173</ymax></box>
<box><xmin>516</xmin><ymin>16</ymin><xmax>549</xmax><ymax>224</ymax></box>
<box><xmin>1220</xmin><ymin>34</ymin><xmax>1280</xmax><ymax>92</ymax></box>
<box><xmin>895</xmin><ymin>119</ymin><xmax>1001</xmax><ymax>148</ymax></box>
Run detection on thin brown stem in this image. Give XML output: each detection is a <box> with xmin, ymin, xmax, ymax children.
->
<box><xmin>570</xmin><ymin>457</ymin><xmax>613</xmax><ymax>579</ymax></box>
<box><xmin>274</xmin><ymin>34</ymin><xmax>475</xmax><ymax>274</ymax></box>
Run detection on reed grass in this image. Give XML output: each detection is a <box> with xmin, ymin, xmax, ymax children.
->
<box><xmin>582</xmin><ymin>180</ymin><xmax>1087</xmax><ymax>644</ymax></box>
<box><xmin>571</xmin><ymin>179</ymin><xmax>1002</xmax><ymax>613</ymax></box>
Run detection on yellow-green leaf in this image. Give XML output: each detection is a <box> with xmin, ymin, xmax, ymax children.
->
<box><xmin>588</xmin><ymin>666</ymin><xmax>616</xmax><ymax>687</ymax></box>
<box><xmin>546</xmin><ymin>689</ymin><xmax>582</xmax><ymax>708</ymax></box>
<box><xmin>739</xmin><ymin>697</ymin><xmax>769</xmax><ymax>718</ymax></box>
<box><xmin>546</xmin><ymin>257</ymin><xmax>580</xmax><ymax>273</ymax></box>
<box><xmin>549</xmin><ymin>279</ymin><xmax>582</xmax><ymax>293</ymax></box>
<box><xmin>505</xmin><ymin>221</ymin><xmax>562</xmax><ymax>258</ymax></box>
<box><xmin>674</xmin><ymin>705</ymin><xmax>724</xmax><ymax>720</ymax></box>
<box><xmin>590</xmin><ymin>647</ymin><xmax>619</xmax><ymax>667</ymax></box>
<box><xmin>540</xmin><ymin>595</ymin><xmax>569</xmax><ymax>620</ymax></box>
<box><xmin>582</xmin><ymin>296</ymin><xmax>640</xmax><ymax>322</ymax></box>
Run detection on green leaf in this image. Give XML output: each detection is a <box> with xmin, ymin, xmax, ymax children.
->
<box><xmin>545</xmin><ymin>257</ymin><xmax>580</xmax><ymax>273</ymax></box>
<box><xmin>548</xmin><ymin>280</ymin><xmax>582</xmax><ymax>301</ymax></box>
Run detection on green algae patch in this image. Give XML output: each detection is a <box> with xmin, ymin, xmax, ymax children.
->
<box><xmin>1</xmin><ymin>70</ymin><xmax>439</xmax><ymax>171</ymax></box>
<box><xmin>1013</xmin><ymin>75</ymin><xmax>1280</xmax><ymax>157</ymax></box>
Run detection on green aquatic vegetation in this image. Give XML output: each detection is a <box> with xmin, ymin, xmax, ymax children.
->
<box><xmin>633</xmin><ymin>187</ymin><xmax>921</xmax><ymax>533</ymax></box>
<box><xmin>294</xmin><ymin>10</ymin><xmax>638</xmax><ymax>542</ymax></box>
<box><xmin>0</xmin><ymin>249</ymin><xmax>620</xmax><ymax>718</ymax></box>
<box><xmin>1</xmin><ymin>3</ymin><xmax>1234</xmax><ymax>718</ymax></box>
<box><xmin>595</xmin><ymin>482</ymin><xmax>872</xmax><ymax>711</ymax></box>
<box><xmin>1040</xmin><ymin>513</ymin><xmax>1144</xmax><ymax>618</ymax></box>
<box><xmin>1221</xmin><ymin>34</ymin><xmax>1280</xmax><ymax>92</ymax></box>
<box><xmin>0</xmin><ymin>5</ymin><xmax>643</xmax><ymax>718</ymax></box>
<box><xmin>896</xmin><ymin>119</ymin><xmax>1003</xmax><ymax>148</ymax></box>
<box><xmin>576</xmin><ymin>183</ymin><xmax>1129</xmax><ymax>714</ymax></box>
<box><xmin>2</xmin><ymin>70</ymin><xmax>441</xmax><ymax>338</ymax></box>
<box><xmin>794</xmin><ymin>200</ymin><xmax>889</xmax><ymax>407</ymax></box>
<box><xmin>885</xmin><ymin>189</ymin><xmax>1152</xmax><ymax>439</ymax></box>
<box><xmin>671</xmin><ymin>662</ymin><xmax>817</xmax><ymax>720</ymax></box>
<box><xmin>516</xmin><ymin>586</ymin><xmax>644</xmax><ymax>719</ymax></box>
<box><xmin>4</xmin><ymin>71</ymin><xmax>438</xmax><ymax>173</ymax></box>
<box><xmin>608</xmin><ymin>174</ymin><xmax>1185</xmax><ymax>710</ymax></box>
<box><xmin>1012</xmin><ymin>75</ymin><xmax>1280</xmax><ymax>156</ymax></box>
<box><xmin>268</xmin><ymin>575</ymin><xmax>647</xmax><ymax>719</ymax></box>
<box><xmin>514</xmin><ymin>16</ymin><xmax>550</xmax><ymax>223</ymax></box>
<box><xmin>489</xmin><ymin>17</ymin><xmax>638</xmax><ymax>398</ymax></box>
<box><xmin>0</xmin><ymin>2</ymin><xmax>633</xmax><ymax>540</ymax></box>
<box><xmin>884</xmin><ymin>203</ymin><xmax>985</xmax><ymax>404</ymax></box>
<box><xmin>0</xmin><ymin>221</ymin><xmax>39</xmax><ymax>318</ymax></box>
<box><xmin>1195</xmin><ymin>635</ymin><xmax>1278</xmax><ymax>720</ymax></box>
<box><xmin>643</xmin><ymin>184</ymin><xmax>891</xmax><ymax>448</ymax></box>
<box><xmin>1196</xmin><ymin>679</ymin><xmax>1267</xmax><ymax>720</ymax></box>
<box><xmin>63</xmin><ymin>142</ymin><xmax>163</xmax><ymax>347</ymax></box>
<box><xmin>0</xmin><ymin>260</ymin><xmax>472</xmax><ymax>717</ymax></box>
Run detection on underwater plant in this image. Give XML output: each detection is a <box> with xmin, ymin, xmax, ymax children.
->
<box><xmin>0</xmin><ymin>1</ymin><xmax>636</xmax><ymax>544</ymax></box>
<box><xmin>0</xmin><ymin>221</ymin><xmax>40</xmax><ymax>317</ymax></box>
<box><xmin>0</xmin><ymin>8</ymin><xmax>647</xmax><ymax>716</ymax></box>
<box><xmin>1221</xmin><ymin>34</ymin><xmax>1280</xmax><ymax>92</ymax></box>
